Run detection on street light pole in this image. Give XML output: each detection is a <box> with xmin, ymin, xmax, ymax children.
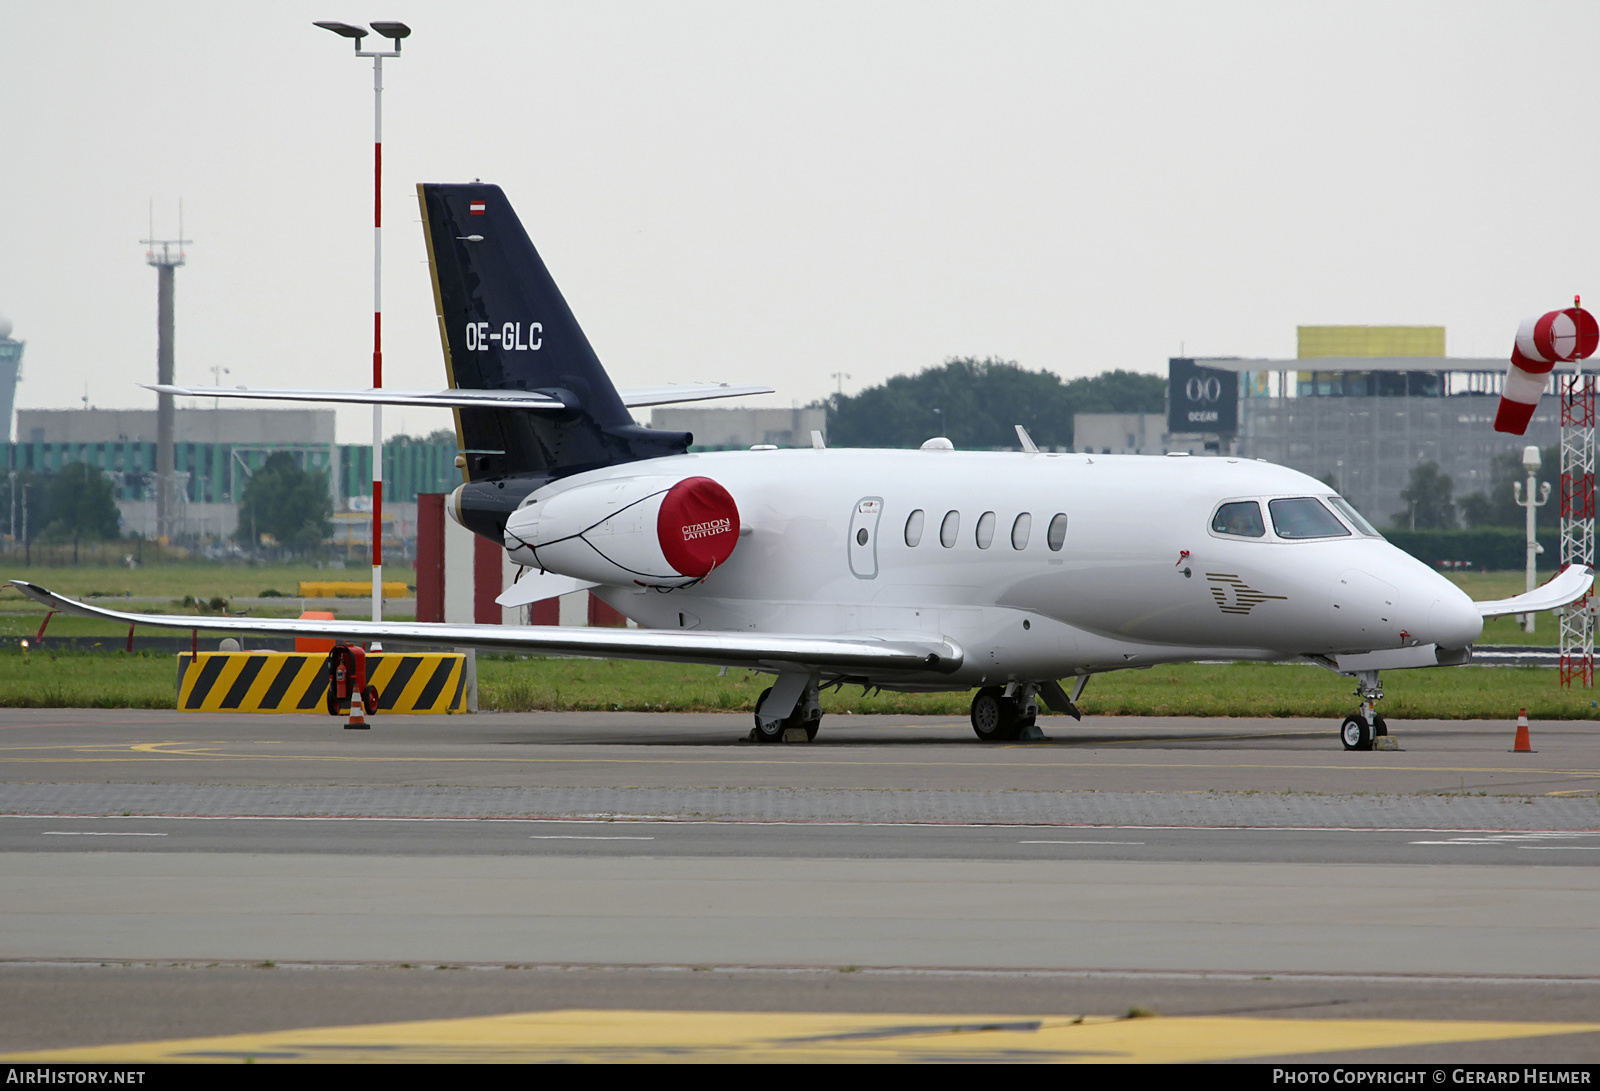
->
<box><xmin>316</xmin><ymin>19</ymin><xmax>410</xmax><ymax>635</ymax></box>
<box><xmin>1514</xmin><ymin>444</ymin><xmax>1552</xmax><ymax>632</ymax></box>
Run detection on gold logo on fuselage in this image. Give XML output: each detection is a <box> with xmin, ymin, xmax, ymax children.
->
<box><xmin>1205</xmin><ymin>572</ymin><xmax>1287</xmax><ymax>615</ymax></box>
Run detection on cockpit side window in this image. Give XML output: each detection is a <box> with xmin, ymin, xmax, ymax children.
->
<box><xmin>1326</xmin><ymin>495</ymin><xmax>1383</xmax><ymax>538</ymax></box>
<box><xmin>1211</xmin><ymin>500</ymin><xmax>1266</xmax><ymax>538</ymax></box>
<box><xmin>1269</xmin><ymin>497</ymin><xmax>1352</xmax><ymax>539</ymax></box>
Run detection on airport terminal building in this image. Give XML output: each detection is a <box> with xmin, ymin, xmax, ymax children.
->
<box><xmin>1077</xmin><ymin>327</ymin><xmax>1560</xmax><ymax>528</ymax></box>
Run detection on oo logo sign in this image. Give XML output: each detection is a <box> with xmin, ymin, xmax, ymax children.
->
<box><xmin>1186</xmin><ymin>376</ymin><xmax>1222</xmax><ymax>403</ymax></box>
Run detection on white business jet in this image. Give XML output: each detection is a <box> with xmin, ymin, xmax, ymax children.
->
<box><xmin>15</xmin><ymin>184</ymin><xmax>1590</xmax><ymax>749</ymax></box>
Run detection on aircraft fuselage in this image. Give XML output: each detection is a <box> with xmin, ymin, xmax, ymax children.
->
<box><xmin>516</xmin><ymin>447</ymin><xmax>1484</xmax><ymax>690</ymax></box>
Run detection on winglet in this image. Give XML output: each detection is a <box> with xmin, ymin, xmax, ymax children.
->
<box><xmin>1474</xmin><ymin>566</ymin><xmax>1594</xmax><ymax>617</ymax></box>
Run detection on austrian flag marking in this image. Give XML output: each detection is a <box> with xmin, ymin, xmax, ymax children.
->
<box><xmin>469</xmin><ymin>200</ymin><xmax>486</xmax><ymax>215</ymax></box>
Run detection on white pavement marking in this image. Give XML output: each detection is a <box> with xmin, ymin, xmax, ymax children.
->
<box><xmin>529</xmin><ymin>836</ymin><xmax>656</xmax><ymax>841</ymax></box>
<box><xmin>1410</xmin><ymin>833</ymin><xmax>1600</xmax><ymax>846</ymax></box>
<box><xmin>40</xmin><ymin>832</ymin><xmax>168</xmax><ymax>837</ymax></box>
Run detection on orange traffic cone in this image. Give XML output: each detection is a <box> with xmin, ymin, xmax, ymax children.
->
<box><xmin>1511</xmin><ymin>708</ymin><xmax>1534</xmax><ymax>753</ymax></box>
<box><xmin>346</xmin><ymin>687</ymin><xmax>369</xmax><ymax>730</ymax></box>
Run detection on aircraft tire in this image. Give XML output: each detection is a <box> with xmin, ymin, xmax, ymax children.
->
<box><xmin>1373</xmin><ymin>715</ymin><xmax>1388</xmax><ymax>737</ymax></box>
<box><xmin>1340</xmin><ymin>714</ymin><xmax>1374</xmax><ymax>751</ymax></box>
<box><xmin>753</xmin><ymin>687</ymin><xmax>818</xmax><ymax>742</ymax></box>
<box><xmin>753</xmin><ymin>687</ymin><xmax>786</xmax><ymax>743</ymax></box>
<box><xmin>971</xmin><ymin>687</ymin><xmax>1019</xmax><ymax>742</ymax></box>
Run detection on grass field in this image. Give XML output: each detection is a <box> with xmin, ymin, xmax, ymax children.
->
<box><xmin>0</xmin><ymin>562</ymin><xmax>419</xmax><ymax>638</ymax></box>
<box><xmin>0</xmin><ymin>649</ymin><xmax>1592</xmax><ymax>720</ymax></box>
<box><xmin>0</xmin><ymin>563</ymin><xmax>1586</xmax><ymax>717</ymax></box>
<box><xmin>0</xmin><ymin>565</ymin><xmax>1568</xmax><ymax>643</ymax></box>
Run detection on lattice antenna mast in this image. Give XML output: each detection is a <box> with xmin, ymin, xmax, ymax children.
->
<box><xmin>1559</xmin><ymin>294</ymin><xmax>1595</xmax><ymax>688</ymax></box>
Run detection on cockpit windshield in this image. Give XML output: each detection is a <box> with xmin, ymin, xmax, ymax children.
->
<box><xmin>1269</xmin><ymin>497</ymin><xmax>1351</xmax><ymax>539</ymax></box>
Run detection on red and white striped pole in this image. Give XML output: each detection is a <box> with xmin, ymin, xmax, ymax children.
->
<box><xmin>371</xmin><ymin>50</ymin><xmax>385</xmax><ymax>631</ymax></box>
<box><xmin>315</xmin><ymin>21</ymin><xmax>409</xmax><ymax>636</ymax></box>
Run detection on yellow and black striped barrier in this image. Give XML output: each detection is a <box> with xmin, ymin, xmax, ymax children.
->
<box><xmin>176</xmin><ymin>652</ymin><xmax>468</xmax><ymax>714</ymax></box>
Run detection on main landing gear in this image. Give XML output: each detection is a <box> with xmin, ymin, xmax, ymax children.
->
<box><xmin>970</xmin><ymin>684</ymin><xmax>1042</xmax><ymax>742</ymax></box>
<box><xmin>751</xmin><ymin>682</ymin><xmax>821</xmax><ymax>743</ymax></box>
<box><xmin>1339</xmin><ymin>669</ymin><xmax>1389</xmax><ymax>751</ymax></box>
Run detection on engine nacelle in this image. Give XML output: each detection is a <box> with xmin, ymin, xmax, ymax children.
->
<box><xmin>503</xmin><ymin>474</ymin><xmax>741</xmax><ymax>588</ymax></box>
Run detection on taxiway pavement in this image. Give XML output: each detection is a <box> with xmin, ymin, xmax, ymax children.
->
<box><xmin>1</xmin><ymin>708</ymin><xmax>1597</xmax><ymax>1063</ymax></box>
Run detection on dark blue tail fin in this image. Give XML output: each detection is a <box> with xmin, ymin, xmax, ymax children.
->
<box><xmin>418</xmin><ymin>182</ymin><xmax>689</xmax><ymax>486</ymax></box>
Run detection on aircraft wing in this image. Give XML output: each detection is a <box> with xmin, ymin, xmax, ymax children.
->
<box><xmin>144</xmin><ymin>383</ymin><xmax>773</xmax><ymax>411</ymax></box>
<box><xmin>1472</xmin><ymin>565</ymin><xmax>1594</xmax><ymax>617</ymax></box>
<box><xmin>10</xmin><ymin>581</ymin><xmax>961</xmax><ymax>675</ymax></box>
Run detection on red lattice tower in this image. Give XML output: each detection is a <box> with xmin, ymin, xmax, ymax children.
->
<box><xmin>1559</xmin><ymin>370</ymin><xmax>1595</xmax><ymax>687</ymax></box>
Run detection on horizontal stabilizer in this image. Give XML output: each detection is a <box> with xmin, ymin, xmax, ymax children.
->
<box><xmin>1473</xmin><ymin>565</ymin><xmax>1594</xmax><ymax>616</ymax></box>
<box><xmin>144</xmin><ymin>383</ymin><xmax>773</xmax><ymax>411</ymax></box>
<box><xmin>10</xmin><ymin>581</ymin><xmax>962</xmax><ymax>675</ymax></box>
<box><xmin>495</xmin><ymin>571</ymin><xmax>600</xmax><ymax>608</ymax></box>
<box><xmin>146</xmin><ymin>384</ymin><xmax>565</xmax><ymax>410</ymax></box>
<box><xmin>617</xmin><ymin>384</ymin><xmax>775</xmax><ymax>408</ymax></box>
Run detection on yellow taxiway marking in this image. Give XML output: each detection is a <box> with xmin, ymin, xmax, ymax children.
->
<box><xmin>5</xmin><ymin>1010</ymin><xmax>1598</xmax><ymax>1064</ymax></box>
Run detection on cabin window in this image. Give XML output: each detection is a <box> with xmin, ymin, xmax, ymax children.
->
<box><xmin>1211</xmin><ymin>501</ymin><xmax>1266</xmax><ymax>538</ymax></box>
<box><xmin>975</xmin><ymin>511</ymin><xmax>996</xmax><ymax>549</ymax></box>
<box><xmin>1047</xmin><ymin>513</ymin><xmax>1068</xmax><ymax>551</ymax></box>
<box><xmin>940</xmin><ymin>510</ymin><xmax>960</xmax><ymax>548</ymax></box>
<box><xmin>1269</xmin><ymin>497</ymin><xmax>1351</xmax><ymax>539</ymax></box>
<box><xmin>904</xmin><ymin>509</ymin><xmax>925</xmax><ymax>547</ymax></box>
<box><xmin>1011</xmin><ymin>512</ymin><xmax>1032</xmax><ymax>550</ymax></box>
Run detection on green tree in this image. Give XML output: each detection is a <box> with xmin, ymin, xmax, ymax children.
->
<box><xmin>39</xmin><ymin>463</ymin><xmax>121</xmax><ymax>543</ymax></box>
<box><xmin>1392</xmin><ymin>460</ymin><xmax>1457</xmax><ymax>530</ymax></box>
<box><xmin>1458</xmin><ymin>445</ymin><xmax>1559</xmax><ymax>529</ymax></box>
<box><xmin>825</xmin><ymin>358</ymin><xmax>1164</xmax><ymax>449</ymax></box>
<box><xmin>238</xmin><ymin>452</ymin><xmax>330</xmax><ymax>552</ymax></box>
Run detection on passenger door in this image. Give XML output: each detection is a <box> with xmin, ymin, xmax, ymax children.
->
<box><xmin>848</xmin><ymin>497</ymin><xmax>883</xmax><ymax>579</ymax></box>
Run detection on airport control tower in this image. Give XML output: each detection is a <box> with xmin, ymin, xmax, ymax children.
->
<box><xmin>0</xmin><ymin>315</ymin><xmax>24</xmax><ymax>443</ymax></box>
<box><xmin>143</xmin><ymin>235</ymin><xmax>187</xmax><ymax>541</ymax></box>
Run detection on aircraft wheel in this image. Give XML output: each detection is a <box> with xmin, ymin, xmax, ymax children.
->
<box><xmin>1340</xmin><ymin>714</ymin><xmax>1373</xmax><ymax>751</ymax></box>
<box><xmin>1372</xmin><ymin>715</ymin><xmax>1388</xmax><ymax>737</ymax></box>
<box><xmin>971</xmin><ymin>687</ymin><xmax>1019</xmax><ymax>742</ymax></box>
<box><xmin>752</xmin><ymin>687</ymin><xmax>785</xmax><ymax>743</ymax></box>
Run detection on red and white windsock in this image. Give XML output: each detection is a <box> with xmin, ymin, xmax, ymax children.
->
<box><xmin>1494</xmin><ymin>304</ymin><xmax>1600</xmax><ymax>434</ymax></box>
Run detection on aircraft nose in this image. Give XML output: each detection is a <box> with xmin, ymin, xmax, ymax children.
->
<box><xmin>1428</xmin><ymin>588</ymin><xmax>1483</xmax><ymax>649</ymax></box>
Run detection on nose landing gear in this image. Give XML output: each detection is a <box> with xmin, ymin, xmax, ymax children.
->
<box><xmin>1339</xmin><ymin>669</ymin><xmax>1388</xmax><ymax>751</ymax></box>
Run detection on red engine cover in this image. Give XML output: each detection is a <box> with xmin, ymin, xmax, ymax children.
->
<box><xmin>656</xmin><ymin>476</ymin><xmax>740</xmax><ymax>577</ymax></box>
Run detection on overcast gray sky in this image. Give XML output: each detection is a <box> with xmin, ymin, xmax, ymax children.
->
<box><xmin>3</xmin><ymin>1</ymin><xmax>1596</xmax><ymax>443</ymax></box>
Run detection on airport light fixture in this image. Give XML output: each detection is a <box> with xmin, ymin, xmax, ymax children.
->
<box><xmin>315</xmin><ymin>19</ymin><xmax>411</xmax><ymax>633</ymax></box>
<box><xmin>1515</xmin><ymin>444</ymin><xmax>1552</xmax><ymax>632</ymax></box>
